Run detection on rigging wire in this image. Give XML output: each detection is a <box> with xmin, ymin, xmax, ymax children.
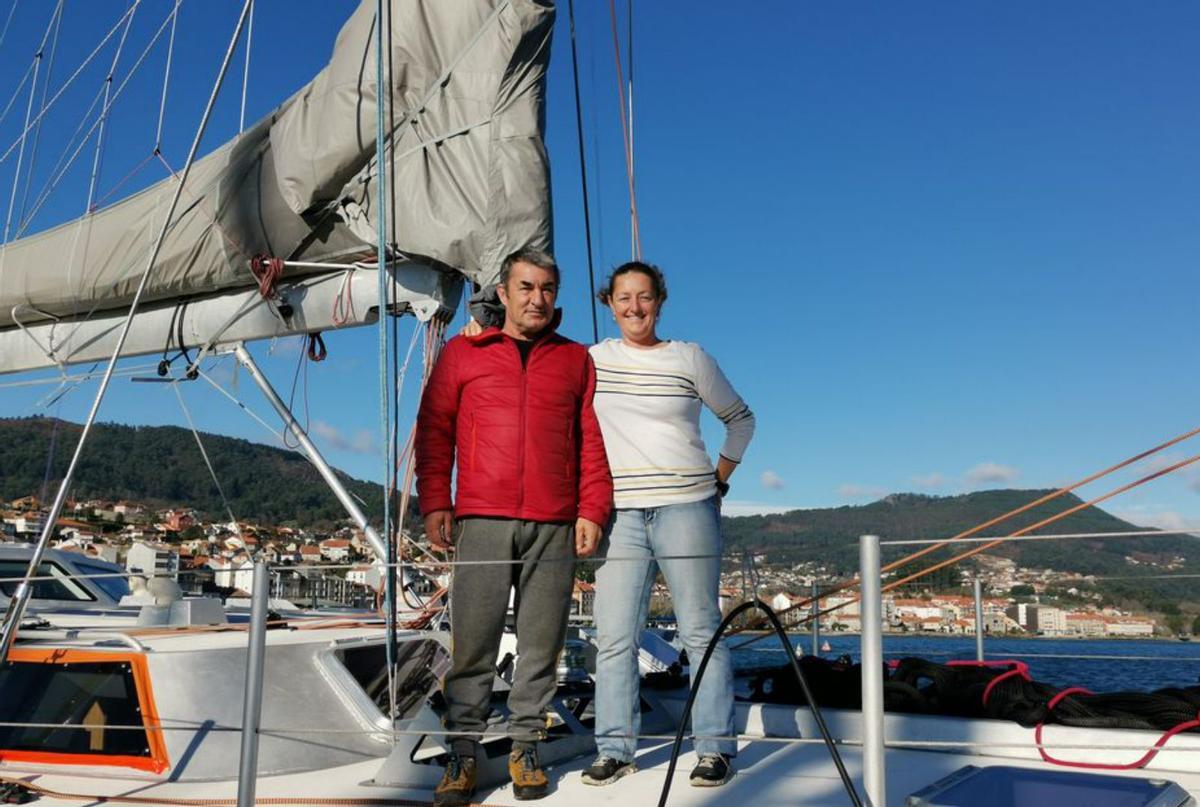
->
<box><xmin>197</xmin><ymin>368</ymin><xmax>284</xmax><ymax>442</ymax></box>
<box><xmin>777</xmin><ymin>451</ymin><xmax>1200</xmax><ymax>642</ymax></box>
<box><xmin>0</xmin><ymin>0</ymin><xmax>61</xmax><ymax>282</ymax></box>
<box><xmin>239</xmin><ymin>0</ymin><xmax>253</xmax><ymax>133</ymax></box>
<box><xmin>737</xmin><ymin>422</ymin><xmax>1200</xmax><ymax>635</ymax></box>
<box><xmin>567</xmin><ymin>0</ymin><xmax>599</xmax><ymax>344</ymax></box>
<box><xmin>83</xmin><ymin>0</ymin><xmax>140</xmax><ymax>213</ymax></box>
<box><xmin>0</xmin><ymin>0</ymin><xmax>256</xmax><ymax>665</ymax></box>
<box><xmin>0</xmin><ymin>1</ymin><xmax>141</xmax><ymax>165</ymax></box>
<box><xmin>373</xmin><ymin>0</ymin><xmax>399</xmax><ymax>737</ymax></box>
<box><xmin>155</xmin><ymin>0</ymin><xmax>181</xmax><ymax>152</ymax></box>
<box><xmin>173</xmin><ymin>381</ymin><xmax>240</xmax><ymax>529</ymax></box>
<box><xmin>607</xmin><ymin>0</ymin><xmax>640</xmax><ymax>260</ymax></box>
<box><xmin>0</xmin><ymin>59</ymin><xmax>35</xmax><ymax>131</ymax></box>
<box><xmin>16</xmin><ymin>3</ymin><xmax>185</xmax><ymax>239</ymax></box>
<box><xmin>0</xmin><ymin>0</ymin><xmax>19</xmax><ymax>54</ymax></box>
<box><xmin>15</xmin><ymin>0</ymin><xmax>62</xmax><ymax>225</ymax></box>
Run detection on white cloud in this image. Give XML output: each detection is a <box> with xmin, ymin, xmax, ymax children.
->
<box><xmin>760</xmin><ymin>470</ymin><xmax>785</xmax><ymax>490</ymax></box>
<box><xmin>722</xmin><ymin>500</ymin><xmax>805</xmax><ymax>517</ymax></box>
<box><xmin>1109</xmin><ymin>507</ymin><xmax>1200</xmax><ymax>533</ymax></box>
<box><xmin>965</xmin><ymin>462</ymin><xmax>1020</xmax><ymax>485</ymax></box>
<box><xmin>312</xmin><ymin>420</ymin><xmax>377</xmax><ymax>455</ymax></box>
<box><xmin>911</xmin><ymin>473</ymin><xmax>946</xmax><ymax>489</ymax></box>
<box><xmin>837</xmin><ymin>484</ymin><xmax>886</xmax><ymax>500</ymax></box>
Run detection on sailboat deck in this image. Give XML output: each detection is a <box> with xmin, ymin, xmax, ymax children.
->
<box><xmin>6</xmin><ymin>736</ymin><xmax>1199</xmax><ymax>807</ymax></box>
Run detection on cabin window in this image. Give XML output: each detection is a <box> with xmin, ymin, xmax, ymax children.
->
<box><xmin>336</xmin><ymin>639</ymin><xmax>449</xmax><ymax>721</ymax></box>
<box><xmin>74</xmin><ymin>561</ymin><xmax>131</xmax><ymax>601</ymax></box>
<box><xmin>0</xmin><ymin>660</ymin><xmax>151</xmax><ymax>757</ymax></box>
<box><xmin>0</xmin><ymin>560</ymin><xmax>95</xmax><ymax>601</ymax></box>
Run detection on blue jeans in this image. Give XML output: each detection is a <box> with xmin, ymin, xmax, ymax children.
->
<box><xmin>592</xmin><ymin>496</ymin><xmax>735</xmax><ymax>761</ymax></box>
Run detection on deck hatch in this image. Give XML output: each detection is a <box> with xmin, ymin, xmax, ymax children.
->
<box><xmin>0</xmin><ymin>648</ymin><xmax>168</xmax><ymax>773</ymax></box>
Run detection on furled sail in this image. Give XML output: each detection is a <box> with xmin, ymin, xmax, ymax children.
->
<box><xmin>0</xmin><ymin>0</ymin><xmax>553</xmax><ymax>341</ymax></box>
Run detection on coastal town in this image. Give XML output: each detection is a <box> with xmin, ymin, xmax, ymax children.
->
<box><xmin>0</xmin><ymin>494</ymin><xmax>1169</xmax><ymax>637</ymax></box>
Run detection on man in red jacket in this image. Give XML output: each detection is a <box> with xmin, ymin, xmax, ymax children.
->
<box><xmin>416</xmin><ymin>248</ymin><xmax>612</xmax><ymax>805</ymax></box>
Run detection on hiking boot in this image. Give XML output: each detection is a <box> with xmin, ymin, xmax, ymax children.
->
<box><xmin>509</xmin><ymin>746</ymin><xmax>550</xmax><ymax>800</ymax></box>
<box><xmin>689</xmin><ymin>753</ymin><xmax>732</xmax><ymax>787</ymax></box>
<box><xmin>434</xmin><ymin>753</ymin><xmax>477</xmax><ymax>806</ymax></box>
<box><xmin>581</xmin><ymin>755</ymin><xmax>637</xmax><ymax>786</ymax></box>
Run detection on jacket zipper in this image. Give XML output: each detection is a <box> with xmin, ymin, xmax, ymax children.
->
<box><xmin>515</xmin><ymin>339</ymin><xmax>529</xmax><ymax>515</ymax></box>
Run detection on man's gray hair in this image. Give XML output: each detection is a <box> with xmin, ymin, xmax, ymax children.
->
<box><xmin>500</xmin><ymin>247</ymin><xmax>560</xmax><ymax>286</ymax></box>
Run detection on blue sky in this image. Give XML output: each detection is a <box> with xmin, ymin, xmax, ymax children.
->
<box><xmin>0</xmin><ymin>2</ymin><xmax>1197</xmax><ymax>530</ymax></box>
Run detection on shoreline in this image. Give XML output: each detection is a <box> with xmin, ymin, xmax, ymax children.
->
<box><xmin>734</xmin><ymin>630</ymin><xmax>1187</xmax><ymax>643</ymax></box>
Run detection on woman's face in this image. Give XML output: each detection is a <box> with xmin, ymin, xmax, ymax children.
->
<box><xmin>608</xmin><ymin>271</ymin><xmax>660</xmax><ymax>344</ymax></box>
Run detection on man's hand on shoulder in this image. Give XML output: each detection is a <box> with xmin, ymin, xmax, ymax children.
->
<box><xmin>424</xmin><ymin>510</ymin><xmax>455</xmax><ymax>550</ymax></box>
<box><xmin>575</xmin><ymin>517</ymin><xmax>602</xmax><ymax>558</ymax></box>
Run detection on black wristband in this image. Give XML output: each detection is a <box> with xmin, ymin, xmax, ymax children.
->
<box><xmin>714</xmin><ymin>474</ymin><xmax>730</xmax><ymax>497</ymax></box>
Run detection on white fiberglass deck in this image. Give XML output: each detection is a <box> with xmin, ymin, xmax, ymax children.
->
<box><xmin>5</xmin><ymin>736</ymin><xmax>1199</xmax><ymax>806</ymax></box>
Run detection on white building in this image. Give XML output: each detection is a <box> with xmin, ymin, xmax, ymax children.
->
<box><xmin>126</xmin><ymin>541</ymin><xmax>179</xmax><ymax>579</ymax></box>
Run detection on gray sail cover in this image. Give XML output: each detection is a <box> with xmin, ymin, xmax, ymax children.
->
<box><xmin>0</xmin><ymin>0</ymin><xmax>553</xmax><ymax>330</ymax></box>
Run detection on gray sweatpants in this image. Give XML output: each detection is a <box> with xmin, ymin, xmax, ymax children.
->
<box><xmin>444</xmin><ymin>517</ymin><xmax>575</xmax><ymax>753</ymax></box>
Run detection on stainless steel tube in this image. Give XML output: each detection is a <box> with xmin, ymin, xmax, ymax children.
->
<box><xmin>859</xmin><ymin>534</ymin><xmax>886</xmax><ymax>807</ymax></box>
<box><xmin>236</xmin><ymin>562</ymin><xmax>269</xmax><ymax>807</ymax></box>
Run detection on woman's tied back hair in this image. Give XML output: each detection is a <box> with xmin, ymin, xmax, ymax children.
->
<box><xmin>597</xmin><ymin>261</ymin><xmax>668</xmax><ymax>305</ymax></box>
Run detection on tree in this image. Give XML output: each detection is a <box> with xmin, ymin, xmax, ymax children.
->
<box><xmin>1192</xmin><ymin>614</ymin><xmax>1200</xmax><ymax>636</ymax></box>
<box><xmin>1009</xmin><ymin>584</ymin><xmax>1035</xmax><ymax>597</ymax></box>
<box><xmin>1165</xmin><ymin>614</ymin><xmax>1186</xmax><ymax>635</ymax></box>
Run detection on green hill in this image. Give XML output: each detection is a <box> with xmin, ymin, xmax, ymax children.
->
<box><xmin>0</xmin><ymin>416</ymin><xmax>387</xmax><ymax>527</ymax></box>
<box><xmin>721</xmin><ymin>490</ymin><xmax>1200</xmax><ymax>612</ymax></box>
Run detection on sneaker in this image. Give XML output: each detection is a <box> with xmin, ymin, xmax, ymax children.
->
<box><xmin>434</xmin><ymin>753</ymin><xmax>477</xmax><ymax>806</ymax></box>
<box><xmin>581</xmin><ymin>755</ymin><xmax>637</xmax><ymax>786</ymax></box>
<box><xmin>509</xmin><ymin>746</ymin><xmax>550</xmax><ymax>800</ymax></box>
<box><xmin>689</xmin><ymin>753</ymin><xmax>732</xmax><ymax>787</ymax></box>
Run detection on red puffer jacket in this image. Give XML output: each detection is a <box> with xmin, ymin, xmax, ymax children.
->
<box><xmin>415</xmin><ymin>325</ymin><xmax>612</xmax><ymax>526</ymax></box>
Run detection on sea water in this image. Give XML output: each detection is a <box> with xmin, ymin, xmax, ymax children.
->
<box><xmin>731</xmin><ymin>634</ymin><xmax>1200</xmax><ymax>693</ymax></box>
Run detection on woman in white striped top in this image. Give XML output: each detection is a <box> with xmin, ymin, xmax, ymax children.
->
<box><xmin>581</xmin><ymin>261</ymin><xmax>755</xmax><ymax>788</ymax></box>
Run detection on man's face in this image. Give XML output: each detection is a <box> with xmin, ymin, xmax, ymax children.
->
<box><xmin>497</xmin><ymin>261</ymin><xmax>558</xmax><ymax>339</ymax></box>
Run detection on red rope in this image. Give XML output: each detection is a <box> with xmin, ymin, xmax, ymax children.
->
<box><xmin>306</xmin><ymin>333</ymin><xmax>327</xmax><ymax>362</ymax></box>
<box><xmin>249</xmin><ymin>254</ymin><xmax>285</xmax><ymax>299</ymax></box>
<box><xmin>1035</xmin><ymin>688</ymin><xmax>1200</xmax><ymax>770</ymax></box>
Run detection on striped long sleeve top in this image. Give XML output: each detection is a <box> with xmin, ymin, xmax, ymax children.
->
<box><xmin>588</xmin><ymin>339</ymin><xmax>755</xmax><ymax>509</ymax></box>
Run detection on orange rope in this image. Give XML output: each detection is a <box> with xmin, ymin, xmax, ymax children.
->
<box><xmin>734</xmin><ymin>423</ymin><xmax>1200</xmax><ymax>633</ymax></box>
<box><xmin>791</xmin><ymin>450</ymin><xmax>1200</xmax><ymax>631</ymax></box>
<box><xmin>607</xmin><ymin>0</ymin><xmax>641</xmax><ymax>259</ymax></box>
